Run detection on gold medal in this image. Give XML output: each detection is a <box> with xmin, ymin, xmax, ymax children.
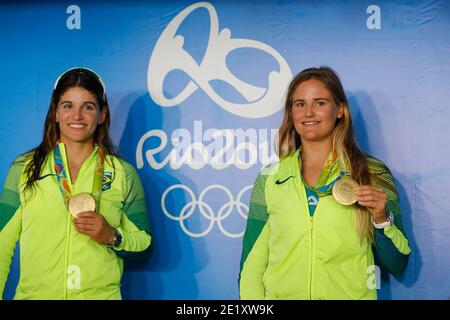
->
<box><xmin>332</xmin><ymin>176</ymin><xmax>358</xmax><ymax>205</ymax></box>
<box><xmin>68</xmin><ymin>193</ymin><xmax>96</xmax><ymax>218</ymax></box>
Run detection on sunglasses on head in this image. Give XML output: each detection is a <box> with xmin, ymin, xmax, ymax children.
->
<box><xmin>53</xmin><ymin>67</ymin><xmax>106</xmax><ymax>100</ymax></box>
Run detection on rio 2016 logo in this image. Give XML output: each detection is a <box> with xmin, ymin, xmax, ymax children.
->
<box><xmin>147</xmin><ymin>1</ymin><xmax>292</xmax><ymax>119</ymax></box>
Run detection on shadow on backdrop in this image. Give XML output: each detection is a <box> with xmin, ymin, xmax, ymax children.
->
<box><xmin>349</xmin><ymin>91</ymin><xmax>422</xmax><ymax>300</ymax></box>
<box><xmin>116</xmin><ymin>91</ymin><xmax>209</xmax><ymax>299</ymax></box>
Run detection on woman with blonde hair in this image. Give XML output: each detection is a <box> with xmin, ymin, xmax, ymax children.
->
<box><xmin>239</xmin><ymin>67</ymin><xmax>410</xmax><ymax>299</ymax></box>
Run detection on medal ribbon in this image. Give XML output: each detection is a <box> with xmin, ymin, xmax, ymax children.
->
<box><xmin>54</xmin><ymin>144</ymin><xmax>105</xmax><ymax>211</ymax></box>
<box><xmin>299</xmin><ymin>149</ymin><xmax>347</xmax><ymax>197</ymax></box>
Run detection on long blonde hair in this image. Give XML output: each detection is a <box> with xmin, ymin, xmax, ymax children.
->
<box><xmin>277</xmin><ymin>67</ymin><xmax>373</xmax><ymax>242</ymax></box>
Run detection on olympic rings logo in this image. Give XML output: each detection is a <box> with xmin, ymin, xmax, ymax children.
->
<box><xmin>161</xmin><ymin>184</ymin><xmax>252</xmax><ymax>238</ymax></box>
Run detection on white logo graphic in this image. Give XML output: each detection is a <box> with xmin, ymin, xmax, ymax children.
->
<box><xmin>161</xmin><ymin>184</ymin><xmax>252</xmax><ymax>238</ymax></box>
<box><xmin>366</xmin><ymin>5</ymin><xmax>381</xmax><ymax>30</ymax></box>
<box><xmin>307</xmin><ymin>196</ymin><xmax>318</xmax><ymax>206</ymax></box>
<box><xmin>148</xmin><ymin>2</ymin><xmax>292</xmax><ymax>118</ymax></box>
<box><xmin>67</xmin><ymin>265</ymin><xmax>81</xmax><ymax>290</ymax></box>
<box><xmin>136</xmin><ymin>121</ymin><xmax>279</xmax><ymax>170</ymax></box>
<box><xmin>367</xmin><ymin>264</ymin><xmax>381</xmax><ymax>289</ymax></box>
<box><xmin>66</xmin><ymin>5</ymin><xmax>81</xmax><ymax>30</ymax></box>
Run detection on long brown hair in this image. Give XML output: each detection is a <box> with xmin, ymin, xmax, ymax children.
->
<box><xmin>277</xmin><ymin>67</ymin><xmax>373</xmax><ymax>241</ymax></box>
<box><xmin>22</xmin><ymin>68</ymin><xmax>117</xmax><ymax>192</ymax></box>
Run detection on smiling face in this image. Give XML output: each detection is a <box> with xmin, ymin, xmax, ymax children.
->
<box><xmin>291</xmin><ymin>79</ymin><xmax>344</xmax><ymax>144</ymax></box>
<box><xmin>55</xmin><ymin>86</ymin><xmax>106</xmax><ymax>145</ymax></box>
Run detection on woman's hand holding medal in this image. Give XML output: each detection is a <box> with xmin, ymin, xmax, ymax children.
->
<box><xmin>332</xmin><ymin>176</ymin><xmax>389</xmax><ymax>223</ymax></box>
<box><xmin>73</xmin><ymin>211</ymin><xmax>116</xmax><ymax>245</ymax></box>
<box><xmin>354</xmin><ymin>185</ymin><xmax>388</xmax><ymax>223</ymax></box>
<box><xmin>67</xmin><ymin>193</ymin><xmax>116</xmax><ymax>245</ymax></box>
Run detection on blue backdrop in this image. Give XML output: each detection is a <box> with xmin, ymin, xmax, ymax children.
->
<box><xmin>1</xmin><ymin>0</ymin><xmax>450</xmax><ymax>299</ymax></box>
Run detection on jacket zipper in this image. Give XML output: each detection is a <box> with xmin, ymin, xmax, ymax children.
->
<box><xmin>61</xmin><ymin>145</ymin><xmax>74</xmax><ymax>300</ymax></box>
<box><xmin>64</xmin><ymin>207</ymin><xmax>71</xmax><ymax>299</ymax></box>
<box><xmin>309</xmin><ymin>217</ymin><xmax>314</xmax><ymax>299</ymax></box>
<box><xmin>63</xmin><ymin>178</ymin><xmax>75</xmax><ymax>300</ymax></box>
<box><xmin>60</xmin><ymin>144</ymin><xmax>96</xmax><ymax>299</ymax></box>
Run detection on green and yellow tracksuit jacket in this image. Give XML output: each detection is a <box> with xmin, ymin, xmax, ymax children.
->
<box><xmin>239</xmin><ymin>151</ymin><xmax>410</xmax><ymax>300</ymax></box>
<box><xmin>0</xmin><ymin>143</ymin><xmax>152</xmax><ymax>299</ymax></box>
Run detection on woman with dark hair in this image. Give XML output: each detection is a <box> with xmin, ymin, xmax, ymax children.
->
<box><xmin>239</xmin><ymin>67</ymin><xmax>410</xmax><ymax>299</ymax></box>
<box><xmin>0</xmin><ymin>67</ymin><xmax>152</xmax><ymax>299</ymax></box>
